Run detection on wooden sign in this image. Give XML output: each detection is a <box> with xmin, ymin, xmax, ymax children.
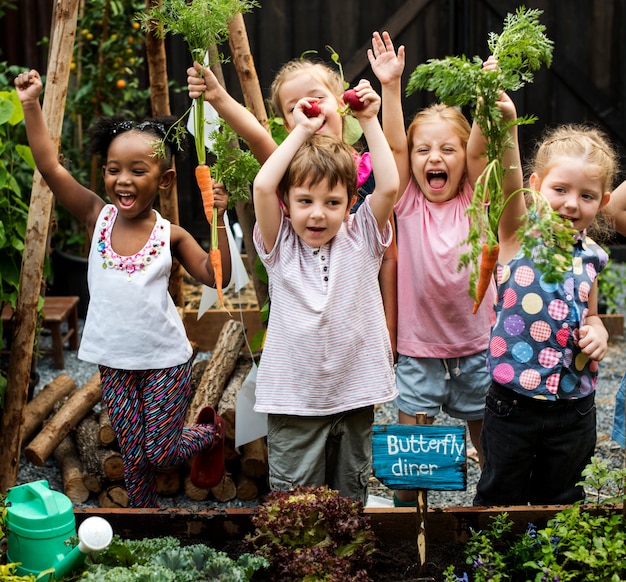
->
<box><xmin>372</xmin><ymin>425</ymin><xmax>466</xmax><ymax>491</ymax></box>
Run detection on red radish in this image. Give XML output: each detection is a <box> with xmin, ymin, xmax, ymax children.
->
<box><xmin>304</xmin><ymin>101</ymin><xmax>321</xmax><ymax>117</ymax></box>
<box><xmin>343</xmin><ymin>89</ymin><xmax>364</xmax><ymax>111</ymax></box>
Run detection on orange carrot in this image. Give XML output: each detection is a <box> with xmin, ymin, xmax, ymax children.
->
<box><xmin>210</xmin><ymin>247</ymin><xmax>225</xmax><ymax>309</ymax></box>
<box><xmin>472</xmin><ymin>242</ymin><xmax>500</xmax><ymax>314</ymax></box>
<box><xmin>196</xmin><ymin>164</ymin><xmax>213</xmax><ymax>224</ymax></box>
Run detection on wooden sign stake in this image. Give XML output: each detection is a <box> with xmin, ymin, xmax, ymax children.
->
<box><xmin>415</xmin><ymin>412</ymin><xmax>428</xmax><ymax>577</ymax></box>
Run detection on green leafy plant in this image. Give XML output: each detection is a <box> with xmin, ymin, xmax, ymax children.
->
<box><xmin>0</xmin><ymin>80</ymin><xmax>38</xmax><ymax>406</ymax></box>
<box><xmin>81</xmin><ymin>535</ymin><xmax>267</xmax><ymax>581</ymax></box>
<box><xmin>247</xmin><ymin>485</ymin><xmax>376</xmax><ymax>581</ymax></box>
<box><xmin>143</xmin><ymin>0</ymin><xmax>258</xmax><ymax>167</ymax></box>
<box><xmin>597</xmin><ymin>257</ymin><xmax>626</xmax><ymax>314</ymax></box>
<box><xmin>144</xmin><ymin>0</ymin><xmax>259</xmax><ymax>309</ymax></box>
<box><xmin>444</xmin><ymin>457</ymin><xmax>626</xmax><ymax>581</ymax></box>
<box><xmin>406</xmin><ymin>7</ymin><xmax>575</xmax><ymax>306</ymax></box>
<box><xmin>208</xmin><ymin>117</ymin><xmax>260</xmax><ymax>206</ymax></box>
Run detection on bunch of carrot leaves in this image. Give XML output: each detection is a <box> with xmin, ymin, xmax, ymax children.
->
<box><xmin>144</xmin><ymin>0</ymin><xmax>258</xmax><ymax>308</ymax></box>
<box><xmin>406</xmin><ymin>7</ymin><xmax>575</xmax><ymax>307</ymax></box>
<box><xmin>208</xmin><ymin>118</ymin><xmax>260</xmax><ymax>206</ymax></box>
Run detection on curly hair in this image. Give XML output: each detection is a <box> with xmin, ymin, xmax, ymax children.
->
<box><xmin>88</xmin><ymin>115</ymin><xmax>189</xmax><ymax>169</ymax></box>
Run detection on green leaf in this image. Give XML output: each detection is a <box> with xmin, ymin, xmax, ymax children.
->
<box><xmin>342</xmin><ymin>115</ymin><xmax>364</xmax><ymax>146</ymax></box>
<box><xmin>15</xmin><ymin>144</ymin><xmax>34</xmax><ymax>169</ymax></box>
<box><xmin>0</xmin><ymin>97</ymin><xmax>15</xmax><ymax>125</ymax></box>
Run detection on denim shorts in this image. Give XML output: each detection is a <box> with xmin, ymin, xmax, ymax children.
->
<box><xmin>612</xmin><ymin>374</ymin><xmax>625</xmax><ymax>448</ymax></box>
<box><xmin>395</xmin><ymin>351</ymin><xmax>490</xmax><ymax>420</ymax></box>
<box><xmin>474</xmin><ymin>382</ymin><xmax>596</xmax><ymax>506</ymax></box>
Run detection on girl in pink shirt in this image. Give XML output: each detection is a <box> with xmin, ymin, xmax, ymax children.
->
<box><xmin>370</xmin><ymin>31</ymin><xmax>495</xmax><ymax>505</ymax></box>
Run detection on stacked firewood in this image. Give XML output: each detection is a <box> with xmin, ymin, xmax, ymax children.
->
<box><xmin>21</xmin><ymin>319</ymin><xmax>268</xmax><ymax>507</ymax></box>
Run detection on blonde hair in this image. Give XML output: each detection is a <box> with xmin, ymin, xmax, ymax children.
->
<box><xmin>529</xmin><ymin>124</ymin><xmax>618</xmax><ymax>194</ymax></box>
<box><xmin>277</xmin><ymin>134</ymin><xmax>357</xmax><ymax>206</ymax></box>
<box><xmin>270</xmin><ymin>59</ymin><xmax>344</xmax><ymax>119</ymax></box>
<box><xmin>406</xmin><ymin>103</ymin><xmax>472</xmax><ymax>153</ymax></box>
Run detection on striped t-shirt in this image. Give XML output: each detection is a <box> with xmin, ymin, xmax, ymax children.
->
<box><xmin>253</xmin><ymin>198</ymin><xmax>397</xmax><ymax>416</ymax></box>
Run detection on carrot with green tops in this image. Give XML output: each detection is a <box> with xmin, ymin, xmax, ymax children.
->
<box><xmin>472</xmin><ymin>242</ymin><xmax>500</xmax><ymax>314</ymax></box>
<box><xmin>196</xmin><ymin>164</ymin><xmax>214</xmax><ymax>224</ymax></box>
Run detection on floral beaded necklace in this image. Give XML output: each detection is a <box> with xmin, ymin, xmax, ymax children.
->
<box><xmin>96</xmin><ymin>205</ymin><xmax>166</xmax><ymax>281</ymax></box>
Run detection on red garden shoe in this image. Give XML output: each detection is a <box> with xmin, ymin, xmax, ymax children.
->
<box><xmin>190</xmin><ymin>406</ymin><xmax>225</xmax><ymax>489</ymax></box>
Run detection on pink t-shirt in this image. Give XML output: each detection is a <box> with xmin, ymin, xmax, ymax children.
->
<box><xmin>394</xmin><ymin>179</ymin><xmax>495</xmax><ymax>359</ymax></box>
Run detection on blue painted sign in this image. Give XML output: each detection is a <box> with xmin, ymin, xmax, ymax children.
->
<box><xmin>372</xmin><ymin>425</ymin><xmax>466</xmax><ymax>491</ymax></box>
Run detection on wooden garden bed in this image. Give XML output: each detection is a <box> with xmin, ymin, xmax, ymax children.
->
<box><xmin>74</xmin><ymin>504</ymin><xmax>612</xmax><ymax>547</ymax></box>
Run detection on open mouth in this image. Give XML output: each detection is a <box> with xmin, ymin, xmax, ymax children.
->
<box><xmin>427</xmin><ymin>170</ymin><xmax>448</xmax><ymax>190</ymax></box>
<box><xmin>117</xmin><ymin>192</ymin><xmax>136</xmax><ymax>208</ymax></box>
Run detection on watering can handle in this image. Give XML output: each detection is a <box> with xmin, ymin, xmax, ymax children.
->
<box><xmin>26</xmin><ymin>480</ymin><xmax>58</xmax><ymax>515</ymax></box>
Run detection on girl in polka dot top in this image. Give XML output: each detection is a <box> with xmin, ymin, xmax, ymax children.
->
<box><xmin>475</xmin><ymin>124</ymin><xmax>619</xmax><ymax>506</ymax></box>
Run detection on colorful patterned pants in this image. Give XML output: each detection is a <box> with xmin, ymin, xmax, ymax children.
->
<box><xmin>100</xmin><ymin>361</ymin><xmax>215</xmax><ymax>507</ymax></box>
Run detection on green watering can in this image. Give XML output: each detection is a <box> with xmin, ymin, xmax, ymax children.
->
<box><xmin>5</xmin><ymin>480</ymin><xmax>112</xmax><ymax>580</ymax></box>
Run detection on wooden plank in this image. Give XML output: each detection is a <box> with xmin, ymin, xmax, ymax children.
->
<box><xmin>74</xmin><ymin>504</ymin><xmax>624</xmax><ymax>546</ymax></box>
<box><xmin>183</xmin><ymin>308</ymin><xmax>262</xmax><ymax>352</ymax></box>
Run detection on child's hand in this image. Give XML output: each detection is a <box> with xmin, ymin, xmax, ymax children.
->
<box><xmin>213</xmin><ymin>181</ymin><xmax>229</xmax><ymax>218</ymax></box>
<box><xmin>495</xmin><ymin>91</ymin><xmax>517</xmax><ymax>123</ymax></box>
<box><xmin>14</xmin><ymin>69</ymin><xmax>43</xmax><ymax>103</ymax></box>
<box><xmin>187</xmin><ymin>61</ymin><xmax>220</xmax><ymax>101</ymax></box>
<box><xmin>292</xmin><ymin>98</ymin><xmax>325</xmax><ymax>133</ymax></box>
<box><xmin>482</xmin><ymin>55</ymin><xmax>499</xmax><ymax>73</ymax></box>
<box><xmin>480</xmin><ymin>56</ymin><xmax>517</xmax><ymax>123</ymax></box>
<box><xmin>345</xmin><ymin>79</ymin><xmax>380</xmax><ymax>120</ymax></box>
<box><xmin>578</xmin><ymin>323</ymin><xmax>609</xmax><ymax>361</ymax></box>
<box><xmin>368</xmin><ymin>31</ymin><xmax>405</xmax><ymax>85</ymax></box>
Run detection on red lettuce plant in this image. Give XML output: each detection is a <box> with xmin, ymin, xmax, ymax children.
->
<box><xmin>247</xmin><ymin>485</ymin><xmax>376</xmax><ymax>582</ymax></box>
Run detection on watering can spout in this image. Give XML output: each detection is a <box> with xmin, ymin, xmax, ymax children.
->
<box><xmin>51</xmin><ymin>544</ymin><xmax>88</xmax><ymax>581</ymax></box>
<box><xmin>53</xmin><ymin>516</ymin><xmax>114</xmax><ymax>579</ymax></box>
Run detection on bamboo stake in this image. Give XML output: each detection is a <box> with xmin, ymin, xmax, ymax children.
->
<box><xmin>215</xmin><ymin>20</ymin><xmax>270</xmax><ymax>309</ymax></box>
<box><xmin>227</xmin><ymin>13</ymin><xmax>268</xmax><ymax>132</ymax></box>
<box><xmin>144</xmin><ymin>0</ymin><xmax>184</xmax><ymax>307</ymax></box>
<box><xmin>0</xmin><ymin>0</ymin><xmax>80</xmax><ymax>493</ymax></box>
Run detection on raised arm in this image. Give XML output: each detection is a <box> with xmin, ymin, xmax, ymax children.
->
<box><xmin>368</xmin><ymin>31</ymin><xmax>410</xmax><ymax>198</ymax></box>
<box><xmin>252</xmin><ymin>101</ymin><xmax>322</xmax><ymax>252</ymax></box>
<box><xmin>349</xmin><ymin>79</ymin><xmax>400</xmax><ymax>230</ymax></box>
<box><xmin>604</xmin><ymin>179</ymin><xmax>626</xmax><ymax>237</ymax></box>
<box><xmin>188</xmin><ymin>61</ymin><xmax>276</xmax><ymax>164</ymax></box>
<box><xmin>494</xmin><ymin>92</ymin><xmax>525</xmax><ymax>263</ymax></box>
<box><xmin>14</xmin><ymin>70</ymin><xmax>103</xmax><ymax>232</ymax></box>
<box><xmin>467</xmin><ymin>56</ymin><xmax>505</xmax><ymax>188</ymax></box>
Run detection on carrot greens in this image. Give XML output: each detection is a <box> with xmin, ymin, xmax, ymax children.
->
<box><xmin>406</xmin><ymin>7</ymin><xmax>575</xmax><ymax>305</ymax></box>
<box><xmin>143</xmin><ymin>0</ymin><xmax>259</xmax><ymax>309</ymax></box>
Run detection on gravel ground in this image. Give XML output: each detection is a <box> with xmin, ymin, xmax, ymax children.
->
<box><xmin>16</xmin><ymin>320</ymin><xmax>626</xmax><ymax>509</ymax></box>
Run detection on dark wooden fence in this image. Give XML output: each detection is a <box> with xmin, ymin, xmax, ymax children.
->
<box><xmin>3</xmin><ymin>0</ymin><xmax>625</xmax><ymax>245</ymax></box>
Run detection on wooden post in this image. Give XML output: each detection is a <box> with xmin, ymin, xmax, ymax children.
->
<box><xmin>0</xmin><ymin>0</ymin><xmax>80</xmax><ymax>493</ymax></box>
<box><xmin>144</xmin><ymin>0</ymin><xmax>184</xmax><ymax>307</ymax></box>
<box><xmin>415</xmin><ymin>412</ymin><xmax>428</xmax><ymax>576</ymax></box>
<box><xmin>223</xmin><ymin>15</ymin><xmax>269</xmax><ymax>310</ymax></box>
